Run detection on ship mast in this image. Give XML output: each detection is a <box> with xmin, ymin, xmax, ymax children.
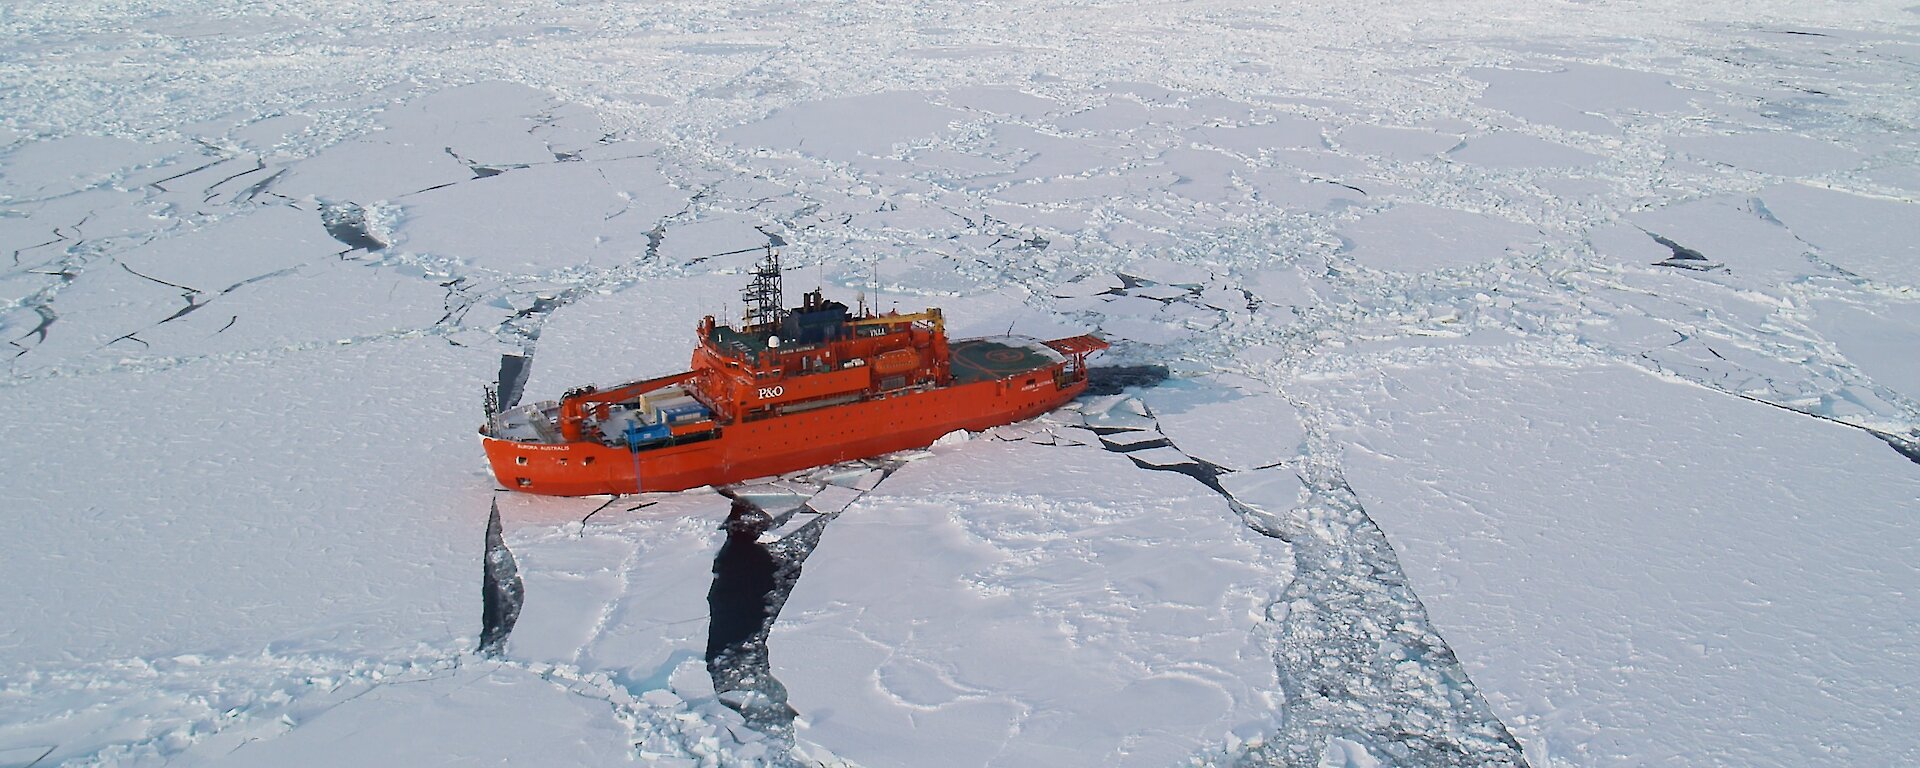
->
<box><xmin>741</xmin><ymin>246</ymin><xmax>785</xmax><ymax>330</ymax></box>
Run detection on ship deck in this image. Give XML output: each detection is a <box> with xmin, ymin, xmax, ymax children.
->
<box><xmin>950</xmin><ymin>338</ymin><xmax>1065</xmax><ymax>384</ymax></box>
<box><xmin>709</xmin><ymin>325</ymin><xmax>774</xmax><ymax>355</ymax></box>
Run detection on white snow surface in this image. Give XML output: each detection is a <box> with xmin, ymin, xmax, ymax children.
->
<box><xmin>1315</xmin><ymin>362</ymin><xmax>1920</xmax><ymax>767</ymax></box>
<box><xmin>4</xmin><ymin>0</ymin><xmax>1920</xmax><ymax>765</ymax></box>
<box><xmin>773</xmin><ymin>441</ymin><xmax>1290</xmax><ymax>768</ymax></box>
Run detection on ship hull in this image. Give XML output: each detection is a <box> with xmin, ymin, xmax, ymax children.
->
<box><xmin>483</xmin><ymin>373</ymin><xmax>1087</xmax><ymax>496</ymax></box>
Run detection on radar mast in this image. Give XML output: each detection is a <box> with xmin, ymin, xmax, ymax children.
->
<box><xmin>741</xmin><ymin>246</ymin><xmax>785</xmax><ymax>330</ymax></box>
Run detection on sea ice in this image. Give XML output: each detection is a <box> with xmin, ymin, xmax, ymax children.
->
<box><xmin>1340</xmin><ymin>204</ymin><xmax>1542</xmax><ymax>272</ymax></box>
<box><xmin>1316</xmin><ymin>362</ymin><xmax>1920</xmax><ymax>767</ymax></box>
<box><xmin>773</xmin><ymin>441</ymin><xmax>1289</xmax><ymax>767</ymax></box>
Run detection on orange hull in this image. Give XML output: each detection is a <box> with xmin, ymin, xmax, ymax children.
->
<box><xmin>485</xmin><ymin>373</ymin><xmax>1087</xmax><ymax>496</ymax></box>
<box><xmin>483</xmin><ymin>251</ymin><xmax>1106</xmax><ymax>497</ymax></box>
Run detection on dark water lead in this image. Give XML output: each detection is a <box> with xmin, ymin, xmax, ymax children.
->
<box><xmin>1646</xmin><ymin>232</ymin><xmax>1723</xmax><ymax>272</ymax></box>
<box><xmin>480</xmin><ymin>499</ymin><xmax>524</xmax><ymax>657</ymax></box>
<box><xmin>1084</xmin><ymin>364</ymin><xmax>1171</xmax><ymax>396</ymax></box>
<box><xmin>496</xmin><ymin>354</ymin><xmax>532</xmax><ymax>410</ymax></box>
<box><xmin>1871</xmin><ymin>430</ymin><xmax>1920</xmax><ymax>468</ymax></box>
<box><xmin>706</xmin><ymin>497</ymin><xmax>830</xmax><ymax>734</ymax></box>
<box><xmin>319</xmin><ymin>201</ymin><xmax>387</xmax><ymax>252</ymax></box>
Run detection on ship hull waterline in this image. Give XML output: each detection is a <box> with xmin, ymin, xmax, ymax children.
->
<box><xmin>484</xmin><ymin>373</ymin><xmax>1089</xmax><ymax>496</ymax></box>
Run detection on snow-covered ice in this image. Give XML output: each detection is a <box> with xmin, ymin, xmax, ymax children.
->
<box><xmin>773</xmin><ymin>442</ymin><xmax>1291</xmax><ymax>768</ymax></box>
<box><xmin>5</xmin><ymin>0</ymin><xmax>1920</xmax><ymax>764</ymax></box>
<box><xmin>1315</xmin><ymin>362</ymin><xmax>1920</xmax><ymax>767</ymax></box>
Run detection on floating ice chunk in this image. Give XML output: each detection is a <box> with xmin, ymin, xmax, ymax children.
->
<box><xmin>1093</xmin><ymin>394</ymin><xmax>1148</xmax><ymax>417</ymax></box>
<box><xmin>1083</xmin><ymin>398</ymin><xmax>1157</xmax><ymax>429</ymax></box>
<box><xmin>1627</xmin><ymin>196</ymin><xmax>1809</xmax><ymax>277</ymax></box>
<box><xmin>2</xmin><ymin>337</ymin><xmax>494</xmax><ymax>663</ymax></box>
<box><xmin>1096</xmin><ymin>428</ymin><xmax>1166</xmax><ymax>448</ymax></box>
<box><xmin>505</xmin><ymin>495</ymin><xmax>727</xmax><ymax>681</ymax></box>
<box><xmin>943</xmin><ymin>87</ymin><xmax>1059</xmax><ymax>119</ymax></box>
<box><xmin>1537</xmin><ymin>175</ymin><xmax>1613</xmax><ymax>200</ymax></box>
<box><xmin>1190</xmin><ymin>117</ymin><xmax>1328</xmax><ymax>156</ymax></box>
<box><xmin>1127</xmin><ymin>284</ymin><xmax>1189</xmax><ymax>301</ymax></box>
<box><xmin>1248</xmin><ymin>266</ymin><xmax>1320</xmax><ymax>309</ymax></box>
<box><xmin>1340</xmin><ymin>204</ymin><xmax>1541</xmax><ymax>272</ymax></box>
<box><xmin>1319</xmin><ymin>736</ymin><xmax>1385</xmax><ymax>768</ymax></box>
<box><xmin>1318</xmin><ymin>362</ymin><xmax>1920</xmax><ymax>768</ymax></box>
<box><xmin>0</xmin><ymin>135</ymin><xmax>191</xmax><ymax>198</ymax></box>
<box><xmin>1585</xmin><ymin>221</ymin><xmax>1673</xmax><ymax>265</ymax></box>
<box><xmin>1448</xmin><ymin>132</ymin><xmax>1599</xmax><ymax>168</ymax></box>
<box><xmin>117</xmin><ymin>206</ymin><xmax>339</xmax><ymax>290</ymax></box>
<box><xmin>1122</xmin><ymin>257</ymin><xmax>1212</xmax><ymax>287</ymax></box>
<box><xmin>1142</xmin><ymin>381</ymin><xmax>1304</xmax><ymax>471</ymax></box>
<box><xmin>723</xmin><ymin>92</ymin><xmax>964</xmax><ymax>167</ymax></box>
<box><xmin>1150</xmin><ymin>147</ymin><xmax>1250</xmax><ymax>204</ymax></box>
<box><xmin>1050</xmin><ymin>426</ymin><xmax>1100</xmax><ymax>446</ymax></box>
<box><xmin>1156</xmin><ymin>300</ymin><xmax>1222</xmax><ymax>330</ymax></box>
<box><xmin>186</xmin><ymin>664</ymin><xmax>635</xmax><ymax>766</ymax></box>
<box><xmin>985</xmin><ymin>422</ymin><xmax>1046</xmax><ymax>442</ymax></box>
<box><xmin>399</xmin><ymin>160</ymin><xmax>676</xmax><ymax>274</ymax></box>
<box><xmin>761</xmin><ymin>508</ymin><xmax>825</xmax><ymax>542</ymax></box>
<box><xmin>1055</xmin><ymin>97</ymin><xmax>1166</xmax><ymax>133</ymax></box>
<box><xmin>1096</xmin><ymin>293</ymin><xmax>1167</xmax><ymax>318</ymax></box>
<box><xmin>1053</xmin><ymin>272</ymin><xmax>1122</xmax><ymax>298</ymax></box>
<box><xmin>806</xmin><ymin>485</ymin><xmax>865</xmax><ymax>515</ymax></box>
<box><xmin>1809</xmin><ymin>299</ymin><xmax>1920</xmax><ymax>399</ymax></box>
<box><xmin>668</xmin><ymin>657</ymin><xmax>716</xmax><ymax>700</ymax></box>
<box><xmin>275</xmin><ymin>85</ymin><xmax>561</xmax><ymax>201</ymax></box>
<box><xmin>730</xmin><ymin>486</ymin><xmax>811</xmax><ymax>513</ymax></box>
<box><xmin>1243</xmin><ymin>171</ymin><xmax>1368</xmax><ymax>212</ymax></box>
<box><xmin>1669</xmin><ymin>133</ymin><xmax>1866</xmax><ymax>177</ymax></box>
<box><xmin>1101</xmin><ymin>316</ymin><xmax>1189</xmax><ymax>345</ymax></box>
<box><xmin>1199</xmin><ymin>285</ymin><xmax>1252</xmax><ymax>313</ymax></box>
<box><xmin>932</xmin><ymin>429</ymin><xmax>973</xmax><ymax>449</ymax></box>
<box><xmin>981</xmin><ymin>124</ymin><xmax>1134</xmax><ymax>181</ymax></box>
<box><xmin>1470</xmin><ymin>63</ymin><xmax>1694</xmax><ymax>134</ymax></box>
<box><xmin>774</xmin><ymin>442</ymin><xmax>1287</xmax><ymax>768</ymax></box>
<box><xmin>1122</xmin><ymin>445</ymin><xmax>1194</xmax><ymax>467</ymax></box>
<box><xmin>1334</xmin><ymin>124</ymin><xmax>1460</xmax><ymax>160</ymax></box>
<box><xmin>1755</xmin><ymin>183</ymin><xmax>1920</xmax><ymax>285</ymax></box>
<box><xmin>1220</xmin><ymin>468</ymin><xmax>1306</xmax><ymax>517</ymax></box>
<box><xmin>822</xmin><ymin>468</ymin><xmax>885</xmax><ymax>491</ymax></box>
<box><xmin>505</xmin><ymin>533</ymin><xmax>639</xmax><ymax>663</ymax></box>
<box><xmin>656</xmin><ymin>214</ymin><xmax>781</xmax><ymax>267</ymax></box>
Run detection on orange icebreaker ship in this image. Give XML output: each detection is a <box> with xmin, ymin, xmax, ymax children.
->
<box><xmin>481</xmin><ymin>254</ymin><xmax>1107</xmax><ymax>496</ymax></box>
